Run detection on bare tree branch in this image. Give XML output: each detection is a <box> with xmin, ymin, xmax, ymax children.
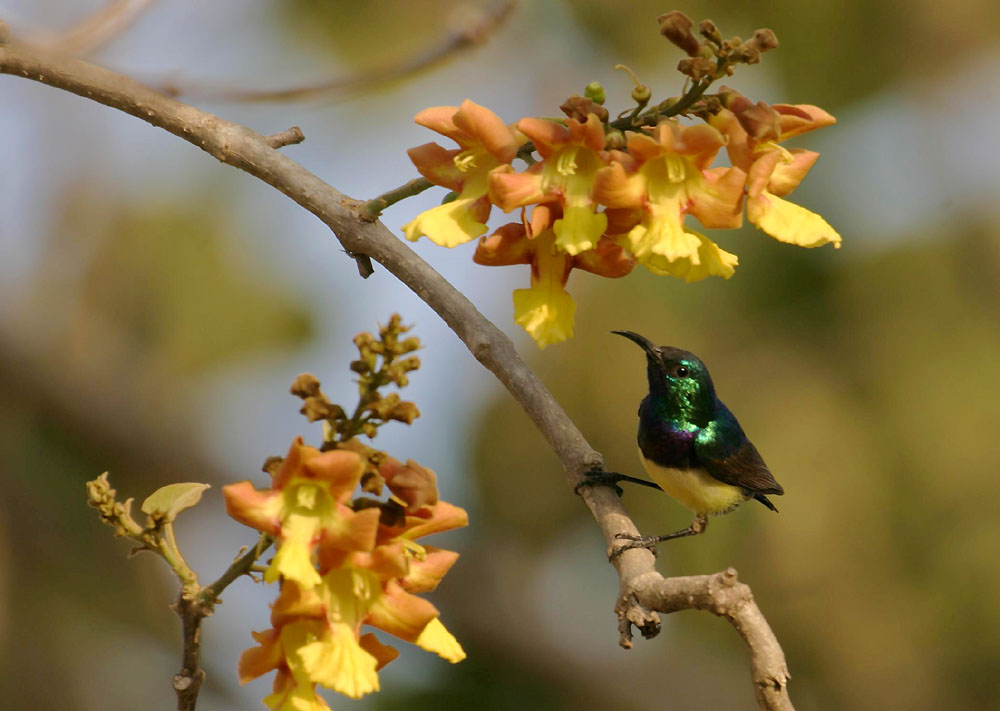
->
<box><xmin>151</xmin><ymin>0</ymin><xmax>517</xmax><ymax>103</ymax></box>
<box><xmin>29</xmin><ymin>0</ymin><xmax>159</xmax><ymax>56</ymax></box>
<box><xmin>0</xmin><ymin>33</ymin><xmax>794</xmax><ymax>710</ymax></box>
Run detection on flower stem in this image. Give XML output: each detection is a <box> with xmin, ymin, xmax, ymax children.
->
<box><xmin>361</xmin><ymin>177</ymin><xmax>434</xmax><ymax>220</ymax></box>
<box><xmin>162</xmin><ymin>522</ymin><xmax>199</xmax><ymax>586</ymax></box>
<box><xmin>199</xmin><ymin>534</ymin><xmax>275</xmax><ymax>606</ymax></box>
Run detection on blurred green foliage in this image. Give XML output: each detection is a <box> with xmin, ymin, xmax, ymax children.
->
<box><xmin>5</xmin><ymin>1</ymin><xmax>1000</xmax><ymax>710</ymax></box>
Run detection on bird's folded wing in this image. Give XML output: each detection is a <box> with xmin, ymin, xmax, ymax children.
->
<box><xmin>695</xmin><ymin>435</ymin><xmax>784</xmax><ymax>495</ymax></box>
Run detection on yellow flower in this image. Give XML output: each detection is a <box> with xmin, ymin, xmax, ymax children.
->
<box><xmin>403</xmin><ymin>100</ymin><xmax>523</xmax><ymax>247</ymax></box>
<box><xmin>592</xmin><ymin>120</ymin><xmax>745</xmax><ymax>281</ymax></box>
<box><xmin>223</xmin><ymin>438</ymin><xmax>380</xmax><ymax>590</ymax></box>
<box><xmin>489</xmin><ymin>114</ymin><xmax>609</xmax><ymax>256</ymax></box>
<box><xmin>236</xmin><ymin>450</ymin><xmax>469</xmax><ymax>707</ymax></box>
<box><xmin>473</xmin><ymin>205</ymin><xmax>634</xmax><ymax>347</ymax></box>
<box><xmin>711</xmin><ymin>102</ymin><xmax>841</xmax><ymax>248</ymax></box>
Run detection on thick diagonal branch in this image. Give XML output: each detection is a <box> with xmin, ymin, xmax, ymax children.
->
<box><xmin>0</xmin><ymin>36</ymin><xmax>793</xmax><ymax>711</ymax></box>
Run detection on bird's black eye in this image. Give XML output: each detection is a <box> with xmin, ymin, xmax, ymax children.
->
<box><xmin>675</xmin><ymin>366</ymin><xmax>689</xmax><ymax>378</ymax></box>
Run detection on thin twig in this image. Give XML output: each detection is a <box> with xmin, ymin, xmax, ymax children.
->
<box><xmin>263</xmin><ymin>126</ymin><xmax>305</xmax><ymax>149</ymax></box>
<box><xmin>150</xmin><ymin>0</ymin><xmax>517</xmax><ymax>103</ymax></box>
<box><xmin>29</xmin><ymin>0</ymin><xmax>159</xmax><ymax>56</ymax></box>
<box><xmin>361</xmin><ymin>177</ymin><xmax>434</xmax><ymax>220</ymax></box>
<box><xmin>199</xmin><ymin>534</ymin><xmax>275</xmax><ymax>605</ymax></box>
<box><xmin>0</xmin><ymin>39</ymin><xmax>795</xmax><ymax>711</ymax></box>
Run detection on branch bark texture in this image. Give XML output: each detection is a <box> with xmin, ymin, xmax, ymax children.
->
<box><xmin>0</xmin><ymin>36</ymin><xmax>793</xmax><ymax>711</ymax></box>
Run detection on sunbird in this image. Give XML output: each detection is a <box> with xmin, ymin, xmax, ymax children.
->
<box><xmin>582</xmin><ymin>331</ymin><xmax>783</xmax><ymax>556</ymax></box>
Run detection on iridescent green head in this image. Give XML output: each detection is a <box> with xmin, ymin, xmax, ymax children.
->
<box><xmin>613</xmin><ymin>330</ymin><xmax>716</xmax><ymax>425</ymax></box>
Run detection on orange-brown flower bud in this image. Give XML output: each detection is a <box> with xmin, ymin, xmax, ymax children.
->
<box><xmin>290</xmin><ymin>372</ymin><xmax>322</xmax><ymax>398</ymax></box>
<box><xmin>742</xmin><ymin>103</ymin><xmax>780</xmax><ymax>143</ymax></box>
<box><xmin>560</xmin><ymin>94</ymin><xmax>609</xmax><ymax>123</ymax></box>
<box><xmin>699</xmin><ymin>19</ymin><xmax>722</xmax><ymax>45</ymax></box>
<box><xmin>730</xmin><ymin>45</ymin><xmax>761</xmax><ymax>65</ymax></box>
<box><xmin>350</xmin><ymin>359</ymin><xmax>370</xmax><ymax>374</ymax></box>
<box><xmin>746</xmin><ymin>28</ymin><xmax>779</xmax><ymax>52</ymax></box>
<box><xmin>678</xmin><ymin>57</ymin><xmax>717</xmax><ymax>82</ymax></box>
<box><xmin>390</xmin><ymin>401</ymin><xmax>421</xmax><ymax>425</ymax></box>
<box><xmin>301</xmin><ymin>395</ymin><xmax>342</xmax><ymax>422</ymax></box>
<box><xmin>718</xmin><ymin>87</ymin><xmax>781</xmax><ymax>143</ymax></box>
<box><xmin>380</xmin><ymin>457</ymin><xmax>439</xmax><ymax>512</ymax></box>
<box><xmin>657</xmin><ymin>11</ymin><xmax>701</xmax><ymax>56</ymax></box>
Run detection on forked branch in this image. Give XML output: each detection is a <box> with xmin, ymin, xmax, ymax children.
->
<box><xmin>0</xmin><ymin>32</ymin><xmax>793</xmax><ymax>711</ymax></box>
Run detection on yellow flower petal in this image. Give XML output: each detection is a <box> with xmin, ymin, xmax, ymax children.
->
<box><xmin>512</xmin><ymin>282</ymin><xmax>576</xmax><ymax>348</ymax></box>
<box><xmin>627</xmin><ymin>216</ymin><xmax>701</xmax><ymax>262</ymax></box>
<box><xmin>268</xmin><ymin>509</ymin><xmax>322</xmax><ymax>589</ymax></box>
<box><xmin>297</xmin><ymin>623</ymin><xmax>380</xmax><ymax>699</ymax></box>
<box><xmin>402</xmin><ymin>197</ymin><xmax>487</xmax><ymax>248</ymax></box>
<box><xmin>553</xmin><ymin>204</ymin><xmax>607</xmax><ymax>255</ymax></box>
<box><xmin>262</xmin><ymin>677</ymin><xmax>331</xmax><ymax>711</ymax></box>
<box><xmin>643</xmin><ymin>233</ymin><xmax>738</xmax><ymax>282</ymax></box>
<box><xmin>748</xmin><ymin>190</ymin><xmax>841</xmax><ymax>248</ymax></box>
<box><xmin>415</xmin><ymin>617</ymin><xmax>466</xmax><ymax>663</ymax></box>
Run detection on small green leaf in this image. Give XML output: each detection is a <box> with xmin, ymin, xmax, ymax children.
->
<box><xmin>141</xmin><ymin>482</ymin><xmax>210</xmax><ymax>523</ymax></box>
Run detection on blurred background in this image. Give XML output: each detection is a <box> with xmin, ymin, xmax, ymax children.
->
<box><xmin>2</xmin><ymin>1</ymin><xmax>999</xmax><ymax>709</ymax></box>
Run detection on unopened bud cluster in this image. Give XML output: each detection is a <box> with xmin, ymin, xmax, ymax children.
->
<box><xmin>658</xmin><ymin>11</ymin><xmax>779</xmax><ymax>81</ymax></box>
<box><xmin>290</xmin><ymin>314</ymin><xmax>421</xmax><ymax>446</ymax></box>
<box><xmin>86</xmin><ymin>473</ymin><xmax>135</xmax><ymax>538</ymax></box>
<box><xmin>286</xmin><ymin>315</ymin><xmax>425</xmax><ymax>496</ymax></box>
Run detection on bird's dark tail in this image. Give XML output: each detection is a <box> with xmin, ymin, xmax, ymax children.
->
<box><xmin>754</xmin><ymin>494</ymin><xmax>779</xmax><ymax>513</ymax></box>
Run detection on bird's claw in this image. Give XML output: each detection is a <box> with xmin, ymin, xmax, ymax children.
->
<box><xmin>608</xmin><ymin>533</ymin><xmax>660</xmax><ymax>560</ymax></box>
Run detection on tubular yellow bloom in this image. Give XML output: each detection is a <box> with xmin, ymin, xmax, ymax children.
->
<box><xmin>223</xmin><ymin>439</ymin><xmax>379</xmax><ymax>591</ymax></box>
<box><xmin>474</xmin><ymin>206</ymin><xmax>634</xmax><ymax>347</ymax></box>
<box><xmin>489</xmin><ymin>114</ymin><xmax>609</xmax><ymax>256</ymax></box>
<box><xmin>262</xmin><ymin>669</ymin><xmax>331</xmax><ymax>711</ymax></box>
<box><xmin>711</xmin><ymin>103</ymin><xmax>841</xmax><ymax>248</ymax></box>
<box><xmin>403</xmin><ymin>100</ymin><xmax>523</xmax><ymax>248</ymax></box>
<box><xmin>593</xmin><ymin>120</ymin><xmax>746</xmax><ymax>281</ymax></box>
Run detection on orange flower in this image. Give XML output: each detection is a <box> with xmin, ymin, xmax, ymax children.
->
<box><xmin>592</xmin><ymin>120</ymin><xmax>745</xmax><ymax>281</ymax></box>
<box><xmin>474</xmin><ymin>205</ymin><xmax>633</xmax><ymax>347</ymax></box>
<box><xmin>489</xmin><ymin>114</ymin><xmax>609</xmax><ymax>256</ymax></box>
<box><xmin>403</xmin><ymin>100</ymin><xmax>523</xmax><ymax>248</ymax></box>
<box><xmin>711</xmin><ymin>102</ymin><xmax>841</xmax><ymax>248</ymax></box>
<box><xmin>223</xmin><ymin>438</ymin><xmax>379</xmax><ymax>590</ymax></box>
<box><xmin>234</xmin><ymin>438</ymin><xmax>468</xmax><ymax>709</ymax></box>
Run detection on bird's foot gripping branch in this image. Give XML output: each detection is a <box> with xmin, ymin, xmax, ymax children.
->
<box><xmin>87</xmin><ymin>316</ymin><xmax>467</xmax><ymax>711</ymax></box>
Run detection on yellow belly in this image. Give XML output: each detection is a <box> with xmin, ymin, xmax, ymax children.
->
<box><xmin>639</xmin><ymin>450</ymin><xmax>746</xmax><ymax>515</ymax></box>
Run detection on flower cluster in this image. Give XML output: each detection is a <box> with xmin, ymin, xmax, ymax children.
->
<box><xmin>400</xmin><ymin>14</ymin><xmax>840</xmax><ymax>348</ymax></box>
<box><xmin>224</xmin><ymin>317</ymin><xmax>465</xmax><ymax>711</ymax></box>
<box><xmin>226</xmin><ymin>439</ymin><xmax>466</xmax><ymax>711</ymax></box>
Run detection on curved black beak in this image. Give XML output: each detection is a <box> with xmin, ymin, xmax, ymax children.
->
<box><xmin>612</xmin><ymin>330</ymin><xmax>660</xmax><ymax>358</ymax></box>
